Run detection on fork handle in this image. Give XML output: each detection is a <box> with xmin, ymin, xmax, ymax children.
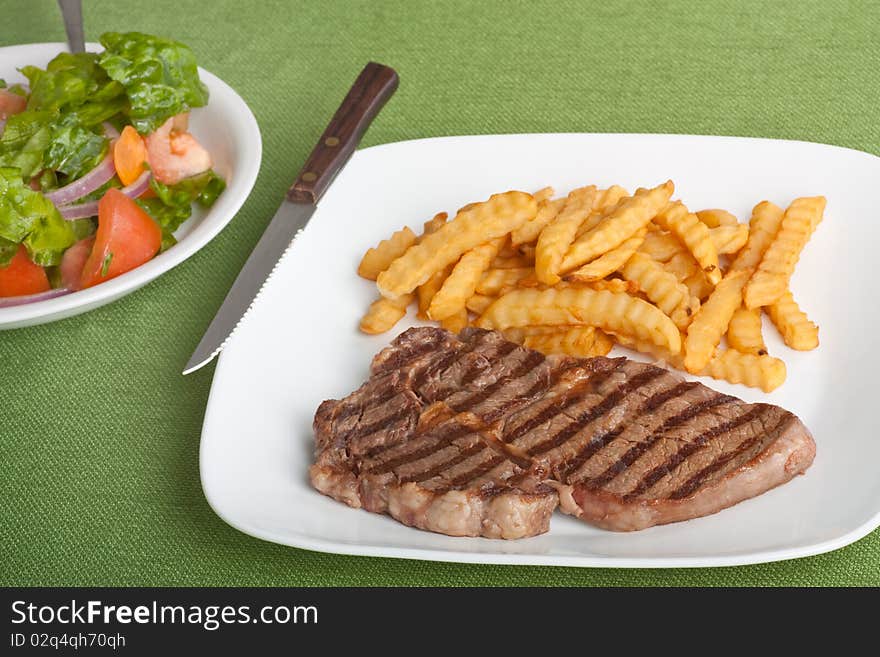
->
<box><xmin>57</xmin><ymin>0</ymin><xmax>85</xmax><ymax>53</ymax></box>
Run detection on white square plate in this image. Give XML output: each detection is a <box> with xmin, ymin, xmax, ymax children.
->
<box><xmin>199</xmin><ymin>133</ymin><xmax>880</xmax><ymax>567</ymax></box>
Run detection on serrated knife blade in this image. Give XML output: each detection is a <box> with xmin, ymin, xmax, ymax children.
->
<box><xmin>182</xmin><ymin>201</ymin><xmax>313</xmax><ymax>374</ymax></box>
<box><xmin>183</xmin><ymin>62</ymin><xmax>399</xmax><ymax>374</ymax></box>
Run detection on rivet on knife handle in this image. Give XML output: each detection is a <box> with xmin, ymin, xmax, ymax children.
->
<box><xmin>288</xmin><ymin>62</ymin><xmax>399</xmax><ymax>205</ymax></box>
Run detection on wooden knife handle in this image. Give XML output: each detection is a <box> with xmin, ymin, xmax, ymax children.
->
<box><xmin>288</xmin><ymin>62</ymin><xmax>399</xmax><ymax>204</ymax></box>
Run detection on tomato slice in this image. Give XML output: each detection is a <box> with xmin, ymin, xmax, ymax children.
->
<box><xmin>79</xmin><ymin>188</ymin><xmax>162</xmax><ymax>289</ymax></box>
<box><xmin>0</xmin><ymin>245</ymin><xmax>51</xmax><ymax>297</ymax></box>
<box><xmin>59</xmin><ymin>236</ymin><xmax>95</xmax><ymax>290</ymax></box>
<box><xmin>0</xmin><ymin>89</ymin><xmax>26</xmax><ymax>119</ymax></box>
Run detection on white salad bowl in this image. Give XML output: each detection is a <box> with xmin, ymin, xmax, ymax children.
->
<box><xmin>0</xmin><ymin>42</ymin><xmax>261</xmax><ymax>329</ymax></box>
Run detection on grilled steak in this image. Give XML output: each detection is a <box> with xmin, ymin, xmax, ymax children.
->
<box><xmin>311</xmin><ymin>327</ymin><xmax>815</xmax><ymax>536</ymax></box>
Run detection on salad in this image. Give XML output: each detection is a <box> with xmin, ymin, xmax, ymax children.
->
<box><xmin>0</xmin><ymin>31</ymin><xmax>224</xmax><ymax>306</ymax></box>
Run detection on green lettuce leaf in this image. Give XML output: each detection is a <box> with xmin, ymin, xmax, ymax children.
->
<box><xmin>0</xmin><ymin>111</ymin><xmax>108</xmax><ymax>182</ymax></box>
<box><xmin>136</xmin><ymin>170</ymin><xmax>224</xmax><ymax>251</ymax></box>
<box><xmin>44</xmin><ymin>115</ymin><xmax>108</xmax><ymax>180</ymax></box>
<box><xmin>0</xmin><ymin>110</ymin><xmax>52</xmax><ymax>179</ymax></box>
<box><xmin>21</xmin><ymin>51</ymin><xmax>126</xmax><ymax>127</ymax></box>
<box><xmin>0</xmin><ymin>167</ymin><xmax>75</xmax><ymax>266</ymax></box>
<box><xmin>98</xmin><ymin>32</ymin><xmax>209</xmax><ymax>134</ymax></box>
<box><xmin>0</xmin><ymin>236</ymin><xmax>18</xmax><ymax>266</ymax></box>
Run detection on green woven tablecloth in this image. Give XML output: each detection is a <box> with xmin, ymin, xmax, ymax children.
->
<box><xmin>2</xmin><ymin>0</ymin><xmax>878</xmax><ymax>586</ymax></box>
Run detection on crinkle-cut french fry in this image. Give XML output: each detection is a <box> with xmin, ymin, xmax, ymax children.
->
<box><xmin>533</xmin><ymin>186</ymin><xmax>554</xmax><ymax>204</ymax></box>
<box><xmin>523</xmin><ymin>326</ymin><xmax>613</xmax><ymax>358</ymax></box>
<box><xmin>699</xmin><ymin>348</ymin><xmax>786</xmax><ymax>393</ymax></box>
<box><xmin>654</xmin><ymin>201</ymin><xmax>721</xmax><ymax>285</ymax></box>
<box><xmin>696</xmin><ymin>209</ymin><xmax>739</xmax><ymax>228</ymax></box>
<box><xmin>619</xmin><ymin>251</ymin><xmax>699</xmax><ymax>331</ymax></box>
<box><xmin>440</xmin><ymin>308</ymin><xmax>469</xmax><ymax>334</ymax></box>
<box><xmin>414</xmin><ymin>213</ymin><xmax>453</xmax><ymax>319</ymax></box>
<box><xmin>572</xmin><ymin>185</ymin><xmax>631</xmax><ymax>240</ymax></box>
<box><xmin>429</xmin><ymin>237</ymin><xmax>505</xmax><ymax>320</ymax></box>
<box><xmin>638</xmin><ymin>229</ymin><xmax>685</xmax><ymax>262</ymax></box>
<box><xmin>465</xmin><ymin>293</ymin><xmax>496</xmax><ymax>315</ymax></box>
<box><xmin>417</xmin><ymin>265</ymin><xmax>453</xmax><ymax>319</ymax></box>
<box><xmin>422</xmin><ymin>212</ymin><xmax>448</xmax><ymax>237</ymax></box>
<box><xmin>727</xmin><ymin>306</ymin><xmax>767</xmax><ymax>355</ymax></box>
<box><xmin>683</xmin><ymin>270</ymin><xmax>750</xmax><ymax>373</ymax></box>
<box><xmin>565</xmin><ymin>228</ymin><xmax>646</xmax><ymax>282</ymax></box>
<box><xmin>491</xmin><ymin>254</ymin><xmax>534</xmax><ymax>269</ymax></box>
<box><xmin>615</xmin><ymin>332</ymin><xmax>786</xmax><ymax>393</ymax></box>
<box><xmin>495</xmin><ymin>240</ymin><xmax>519</xmax><ymax>259</ymax></box>
<box><xmin>743</xmin><ymin>196</ymin><xmax>826</xmax><ymax>309</ymax></box>
<box><xmin>360</xmin><ymin>294</ymin><xmax>414</xmax><ymax>334</ymax></box>
<box><xmin>709</xmin><ymin>223</ymin><xmax>749</xmax><ymax>255</ymax></box>
<box><xmin>476</xmin><ymin>267</ymin><xmax>533</xmax><ymax>296</ymax></box>
<box><xmin>587</xmin><ymin>278</ymin><xmax>640</xmax><ymax>295</ymax></box>
<box><xmin>510</xmin><ymin>197</ymin><xmax>565</xmax><ymax>246</ymax></box>
<box><xmin>503</xmin><ymin>324</ymin><xmax>573</xmax><ymax>343</ymax></box>
<box><xmin>377</xmin><ymin>191</ymin><xmax>537</xmax><ymax>299</ymax></box>
<box><xmin>595</xmin><ymin>184</ymin><xmax>629</xmax><ymax>210</ymax></box>
<box><xmin>610</xmin><ymin>331</ymin><xmax>685</xmax><ymax>369</ymax></box>
<box><xmin>590</xmin><ymin>329</ymin><xmax>615</xmax><ymax>356</ymax></box>
<box><xmin>357</xmin><ymin>226</ymin><xmax>418</xmax><ymax>280</ymax></box>
<box><xmin>518</xmin><ymin>243</ymin><xmax>536</xmax><ymax>260</ymax></box>
<box><xmin>765</xmin><ymin>290</ymin><xmax>819</xmax><ymax>350</ymax></box>
<box><xmin>662</xmin><ymin>251</ymin><xmax>701</xmax><ymax>280</ymax></box>
<box><xmin>683</xmin><ymin>268</ymin><xmax>715</xmax><ymax>301</ymax></box>
<box><xmin>662</xmin><ymin>252</ymin><xmax>713</xmax><ymax>300</ymax></box>
<box><xmin>562</xmin><ymin>181</ymin><xmax>674</xmax><ymax>271</ymax></box>
<box><xmin>730</xmin><ymin>201</ymin><xmax>785</xmax><ymax>273</ymax></box>
<box><xmin>475</xmin><ymin>287</ymin><xmax>681</xmax><ymax>354</ymax></box>
<box><xmin>535</xmin><ymin>186</ymin><xmax>598</xmax><ymax>285</ymax></box>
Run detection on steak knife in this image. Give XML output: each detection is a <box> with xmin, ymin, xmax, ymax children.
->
<box><xmin>183</xmin><ymin>63</ymin><xmax>399</xmax><ymax>374</ymax></box>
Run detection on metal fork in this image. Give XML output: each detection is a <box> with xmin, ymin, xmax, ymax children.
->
<box><xmin>57</xmin><ymin>0</ymin><xmax>85</xmax><ymax>53</ymax></box>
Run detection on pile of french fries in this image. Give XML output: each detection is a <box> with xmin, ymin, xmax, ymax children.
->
<box><xmin>357</xmin><ymin>181</ymin><xmax>824</xmax><ymax>392</ymax></box>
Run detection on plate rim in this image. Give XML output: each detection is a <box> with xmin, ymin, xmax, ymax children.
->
<box><xmin>199</xmin><ymin>130</ymin><xmax>880</xmax><ymax>568</ymax></box>
<box><xmin>0</xmin><ymin>42</ymin><xmax>262</xmax><ymax>326</ymax></box>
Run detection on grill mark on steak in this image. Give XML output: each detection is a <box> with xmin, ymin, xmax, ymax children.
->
<box><xmin>501</xmin><ymin>359</ymin><xmax>627</xmax><ymax>445</ymax></box>
<box><xmin>372</xmin><ymin>332</ymin><xmax>447</xmax><ymax>375</ymax></box>
<box><xmin>558</xmin><ymin>389</ymin><xmax>733</xmax><ymax>482</ymax></box>
<box><xmin>477</xmin><ymin>357</ymin><xmax>578</xmax><ymax>425</ymax></box>
<box><xmin>363</xmin><ymin>421</ymin><xmax>473</xmax><ymax>474</ymax></box>
<box><xmin>343</xmin><ymin>405</ymin><xmax>415</xmax><ymax>445</ymax></box>
<box><xmin>528</xmin><ymin>367</ymin><xmax>667</xmax><ymax>459</ymax></box>
<box><xmin>411</xmin><ymin>349</ymin><xmax>461</xmax><ymax>392</ymax></box>
<box><xmin>332</xmin><ymin>384</ymin><xmax>401</xmax><ymax>425</ymax></box>
<box><xmin>364</xmin><ymin>342</ymin><xmax>535</xmax><ymax>465</ymax></box>
<box><xmin>669</xmin><ymin>411</ymin><xmax>795</xmax><ymax>499</ymax></box>
<box><xmin>579</xmin><ymin>388</ymin><xmax>733</xmax><ymax>489</ymax></box>
<box><xmin>411</xmin><ymin>329</ymin><xmax>499</xmax><ymax>394</ymax></box>
<box><xmin>623</xmin><ymin>404</ymin><xmax>765</xmax><ymax>500</ymax></box>
<box><xmin>398</xmin><ymin>442</ymin><xmax>488</xmax><ymax>483</ymax></box>
<box><xmin>449</xmin><ymin>350</ymin><xmax>546</xmax><ymax>414</ymax></box>
<box><xmin>447</xmin><ymin>453</ymin><xmax>506</xmax><ymax>489</ymax></box>
<box><xmin>460</xmin><ymin>340</ymin><xmax>519</xmax><ymax>387</ymax></box>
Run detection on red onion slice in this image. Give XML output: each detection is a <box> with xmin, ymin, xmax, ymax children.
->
<box><xmin>58</xmin><ymin>200</ymin><xmax>99</xmax><ymax>220</ymax></box>
<box><xmin>45</xmin><ymin>152</ymin><xmax>117</xmax><ymax>206</ymax></box>
<box><xmin>0</xmin><ymin>287</ymin><xmax>71</xmax><ymax>308</ymax></box>
<box><xmin>57</xmin><ymin>169</ymin><xmax>152</xmax><ymax>220</ymax></box>
<box><xmin>102</xmin><ymin>121</ymin><xmax>120</xmax><ymax>140</ymax></box>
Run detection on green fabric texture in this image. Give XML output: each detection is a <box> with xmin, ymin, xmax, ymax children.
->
<box><xmin>2</xmin><ymin>0</ymin><xmax>878</xmax><ymax>587</ymax></box>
